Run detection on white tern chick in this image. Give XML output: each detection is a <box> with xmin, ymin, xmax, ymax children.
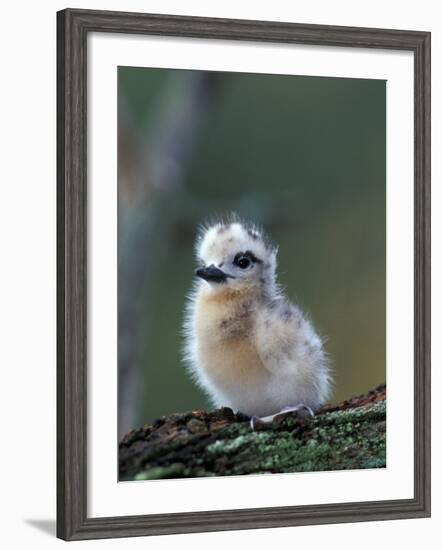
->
<box><xmin>183</xmin><ymin>220</ymin><xmax>331</xmax><ymax>423</ymax></box>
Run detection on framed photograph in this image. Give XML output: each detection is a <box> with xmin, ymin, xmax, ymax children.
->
<box><xmin>57</xmin><ymin>8</ymin><xmax>431</xmax><ymax>541</ymax></box>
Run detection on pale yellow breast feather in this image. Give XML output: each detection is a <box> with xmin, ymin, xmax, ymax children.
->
<box><xmin>194</xmin><ymin>289</ymin><xmax>269</xmax><ymax>391</ymax></box>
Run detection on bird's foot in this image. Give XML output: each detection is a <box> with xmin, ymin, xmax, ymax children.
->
<box><xmin>250</xmin><ymin>404</ymin><xmax>314</xmax><ymax>431</ymax></box>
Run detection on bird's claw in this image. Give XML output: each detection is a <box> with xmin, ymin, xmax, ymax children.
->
<box><xmin>276</xmin><ymin>404</ymin><xmax>315</xmax><ymax>420</ymax></box>
<box><xmin>249</xmin><ymin>416</ymin><xmax>259</xmax><ymax>431</ymax></box>
<box><xmin>250</xmin><ymin>404</ymin><xmax>314</xmax><ymax>431</ymax></box>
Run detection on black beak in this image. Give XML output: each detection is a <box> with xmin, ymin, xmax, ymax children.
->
<box><xmin>195</xmin><ymin>265</ymin><xmax>231</xmax><ymax>283</ymax></box>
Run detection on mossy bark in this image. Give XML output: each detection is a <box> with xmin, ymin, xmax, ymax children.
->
<box><xmin>119</xmin><ymin>385</ymin><xmax>386</xmax><ymax>481</ymax></box>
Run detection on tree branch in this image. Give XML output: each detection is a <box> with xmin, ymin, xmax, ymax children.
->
<box><xmin>119</xmin><ymin>385</ymin><xmax>386</xmax><ymax>480</ymax></box>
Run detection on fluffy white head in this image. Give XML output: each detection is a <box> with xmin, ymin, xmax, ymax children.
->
<box><xmin>194</xmin><ymin>220</ymin><xmax>278</xmax><ymax>296</ymax></box>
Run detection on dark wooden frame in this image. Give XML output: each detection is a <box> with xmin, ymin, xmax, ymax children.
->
<box><xmin>57</xmin><ymin>7</ymin><xmax>431</xmax><ymax>541</ymax></box>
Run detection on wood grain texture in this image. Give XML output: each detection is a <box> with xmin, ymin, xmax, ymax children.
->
<box><xmin>56</xmin><ymin>8</ymin><xmax>431</xmax><ymax>541</ymax></box>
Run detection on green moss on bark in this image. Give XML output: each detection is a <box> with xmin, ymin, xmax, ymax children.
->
<box><xmin>119</xmin><ymin>385</ymin><xmax>386</xmax><ymax>480</ymax></box>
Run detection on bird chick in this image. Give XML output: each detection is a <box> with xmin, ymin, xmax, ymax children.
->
<box><xmin>183</xmin><ymin>219</ymin><xmax>331</xmax><ymax>422</ymax></box>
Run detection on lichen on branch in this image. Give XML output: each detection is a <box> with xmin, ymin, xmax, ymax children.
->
<box><xmin>119</xmin><ymin>385</ymin><xmax>386</xmax><ymax>481</ymax></box>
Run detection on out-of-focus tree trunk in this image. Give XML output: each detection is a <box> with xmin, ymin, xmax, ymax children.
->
<box><xmin>118</xmin><ymin>72</ymin><xmax>218</xmax><ymax>438</ymax></box>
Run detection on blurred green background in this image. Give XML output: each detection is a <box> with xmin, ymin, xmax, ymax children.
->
<box><xmin>118</xmin><ymin>67</ymin><xmax>386</xmax><ymax>435</ymax></box>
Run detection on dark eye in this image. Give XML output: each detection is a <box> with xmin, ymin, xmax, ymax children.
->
<box><xmin>234</xmin><ymin>254</ymin><xmax>251</xmax><ymax>269</ymax></box>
